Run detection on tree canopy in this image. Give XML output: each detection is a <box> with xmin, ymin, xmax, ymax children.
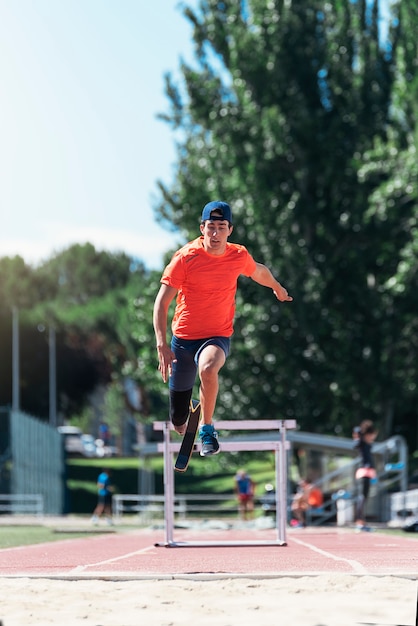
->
<box><xmin>1</xmin><ymin>1</ymin><xmax>417</xmax><ymax>453</ymax></box>
<box><xmin>0</xmin><ymin>245</ymin><xmax>150</xmax><ymax>424</ymax></box>
<box><xmin>151</xmin><ymin>0</ymin><xmax>418</xmax><ymax>443</ymax></box>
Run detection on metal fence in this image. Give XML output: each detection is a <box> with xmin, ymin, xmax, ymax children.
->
<box><xmin>0</xmin><ymin>493</ymin><xmax>44</xmax><ymax>516</ymax></box>
<box><xmin>10</xmin><ymin>410</ymin><xmax>66</xmax><ymax>514</ymax></box>
<box><xmin>113</xmin><ymin>493</ymin><xmax>265</xmax><ymax>522</ymax></box>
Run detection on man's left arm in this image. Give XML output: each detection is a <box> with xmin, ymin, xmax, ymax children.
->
<box><xmin>250</xmin><ymin>262</ymin><xmax>293</xmax><ymax>302</ymax></box>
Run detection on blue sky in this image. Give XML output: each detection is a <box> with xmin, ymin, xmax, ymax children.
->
<box><xmin>0</xmin><ymin>1</ymin><xmax>194</xmax><ymax>270</ymax></box>
<box><xmin>1</xmin><ymin>1</ymin><xmax>395</xmax><ymax>272</ymax></box>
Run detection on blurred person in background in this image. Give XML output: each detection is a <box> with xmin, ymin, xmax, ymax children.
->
<box><xmin>354</xmin><ymin>419</ymin><xmax>378</xmax><ymax>531</ymax></box>
<box><xmin>234</xmin><ymin>469</ymin><xmax>255</xmax><ymax>521</ymax></box>
<box><xmin>291</xmin><ymin>478</ymin><xmax>323</xmax><ymax>528</ymax></box>
<box><xmin>91</xmin><ymin>468</ymin><xmax>114</xmax><ymax>526</ymax></box>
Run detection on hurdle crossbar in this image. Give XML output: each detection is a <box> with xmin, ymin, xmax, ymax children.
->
<box><xmin>153</xmin><ymin>419</ymin><xmax>296</xmax><ymax>547</ymax></box>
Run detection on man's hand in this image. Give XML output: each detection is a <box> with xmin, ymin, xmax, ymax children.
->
<box><xmin>273</xmin><ymin>285</ymin><xmax>293</xmax><ymax>302</ymax></box>
<box><xmin>156</xmin><ymin>344</ymin><xmax>177</xmax><ymax>383</ymax></box>
<box><xmin>250</xmin><ymin>264</ymin><xmax>293</xmax><ymax>301</ymax></box>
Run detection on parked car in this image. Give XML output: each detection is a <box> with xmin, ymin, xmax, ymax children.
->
<box><xmin>58</xmin><ymin>426</ymin><xmax>96</xmax><ymax>458</ymax></box>
<box><xmin>94</xmin><ymin>438</ymin><xmax>119</xmax><ymax>458</ymax></box>
<box><xmin>80</xmin><ymin>434</ymin><xmax>98</xmax><ymax>458</ymax></box>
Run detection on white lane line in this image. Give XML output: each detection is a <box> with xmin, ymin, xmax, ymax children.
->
<box><xmin>69</xmin><ymin>545</ymin><xmax>157</xmax><ymax>574</ymax></box>
<box><xmin>289</xmin><ymin>536</ymin><xmax>368</xmax><ymax>573</ymax></box>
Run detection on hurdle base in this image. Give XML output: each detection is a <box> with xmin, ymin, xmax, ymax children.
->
<box><xmin>155</xmin><ymin>539</ymin><xmax>287</xmax><ymax>548</ymax></box>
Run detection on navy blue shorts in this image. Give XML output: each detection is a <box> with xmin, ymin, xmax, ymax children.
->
<box><xmin>169</xmin><ymin>336</ymin><xmax>231</xmax><ymax>392</ymax></box>
<box><xmin>98</xmin><ymin>493</ymin><xmax>112</xmax><ymax>506</ymax></box>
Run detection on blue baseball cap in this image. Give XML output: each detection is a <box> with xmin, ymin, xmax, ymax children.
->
<box><xmin>201</xmin><ymin>200</ymin><xmax>233</xmax><ymax>224</ymax></box>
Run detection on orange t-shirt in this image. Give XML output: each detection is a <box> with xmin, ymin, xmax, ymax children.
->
<box><xmin>308</xmin><ymin>488</ymin><xmax>323</xmax><ymax>508</ymax></box>
<box><xmin>161</xmin><ymin>237</ymin><xmax>257</xmax><ymax>339</ymax></box>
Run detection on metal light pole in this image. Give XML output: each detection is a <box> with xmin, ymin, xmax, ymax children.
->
<box><xmin>38</xmin><ymin>323</ymin><xmax>57</xmax><ymax>427</ymax></box>
<box><xmin>48</xmin><ymin>325</ymin><xmax>57</xmax><ymax>428</ymax></box>
<box><xmin>12</xmin><ymin>306</ymin><xmax>20</xmax><ymax>412</ymax></box>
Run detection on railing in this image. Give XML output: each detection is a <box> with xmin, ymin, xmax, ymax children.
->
<box><xmin>0</xmin><ymin>494</ymin><xmax>44</xmax><ymax>516</ymax></box>
<box><xmin>113</xmin><ymin>493</ymin><xmax>340</xmax><ymax>525</ymax></box>
<box><xmin>299</xmin><ymin>435</ymin><xmax>409</xmax><ymax>524</ymax></box>
<box><xmin>305</xmin><ymin>498</ymin><xmax>337</xmax><ymax>526</ymax></box>
<box><xmin>390</xmin><ymin>487</ymin><xmax>418</xmax><ymax>523</ymax></box>
<box><xmin>113</xmin><ymin>493</ymin><xmax>272</xmax><ymax>521</ymax></box>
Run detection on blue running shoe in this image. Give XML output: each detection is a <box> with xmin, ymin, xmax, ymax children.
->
<box><xmin>199</xmin><ymin>424</ymin><xmax>220</xmax><ymax>456</ymax></box>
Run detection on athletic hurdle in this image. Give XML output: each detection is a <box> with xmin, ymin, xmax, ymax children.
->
<box><xmin>153</xmin><ymin>419</ymin><xmax>297</xmax><ymax>547</ymax></box>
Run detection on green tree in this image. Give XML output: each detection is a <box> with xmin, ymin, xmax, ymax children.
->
<box><xmin>354</xmin><ymin>0</ymin><xmax>418</xmax><ymax>441</ymax></box>
<box><xmin>0</xmin><ymin>256</ymin><xmax>37</xmax><ymax>310</ymax></box>
<box><xmin>151</xmin><ymin>0</ymin><xmax>418</xmax><ymax>443</ymax></box>
<box><xmin>34</xmin><ymin>243</ymin><xmax>137</xmax><ymax>304</ymax></box>
<box><xmin>0</xmin><ymin>245</ymin><xmax>151</xmax><ymax>424</ymax></box>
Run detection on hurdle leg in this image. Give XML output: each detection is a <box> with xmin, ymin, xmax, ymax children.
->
<box><xmin>163</xmin><ymin>421</ymin><xmax>175</xmax><ymax>545</ymax></box>
<box><xmin>153</xmin><ymin>418</ymin><xmax>296</xmax><ymax>547</ymax></box>
<box><xmin>277</xmin><ymin>421</ymin><xmax>287</xmax><ymax>543</ymax></box>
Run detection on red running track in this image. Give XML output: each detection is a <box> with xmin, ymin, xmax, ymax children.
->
<box><xmin>0</xmin><ymin>527</ymin><xmax>416</xmax><ymax>578</ymax></box>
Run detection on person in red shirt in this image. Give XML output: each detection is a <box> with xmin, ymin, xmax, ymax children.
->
<box><xmin>234</xmin><ymin>469</ymin><xmax>256</xmax><ymax>520</ymax></box>
<box><xmin>153</xmin><ymin>200</ymin><xmax>293</xmax><ymax>456</ymax></box>
<box><xmin>291</xmin><ymin>478</ymin><xmax>324</xmax><ymax>527</ymax></box>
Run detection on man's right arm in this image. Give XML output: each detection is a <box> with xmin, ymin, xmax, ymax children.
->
<box><xmin>153</xmin><ymin>284</ymin><xmax>178</xmax><ymax>383</ymax></box>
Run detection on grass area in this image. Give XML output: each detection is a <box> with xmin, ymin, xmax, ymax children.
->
<box><xmin>66</xmin><ymin>451</ymin><xmax>281</xmax><ymax>514</ymax></box>
<box><xmin>376</xmin><ymin>527</ymin><xmax>418</xmax><ymax>539</ymax></box>
<box><xmin>69</xmin><ymin>458</ymin><xmax>141</xmax><ymax>470</ymax></box>
<box><xmin>0</xmin><ymin>525</ymin><xmax>102</xmax><ymax>549</ymax></box>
